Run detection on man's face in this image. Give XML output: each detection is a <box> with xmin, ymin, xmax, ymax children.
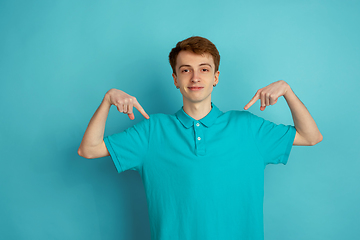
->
<box><xmin>172</xmin><ymin>51</ymin><xmax>219</xmax><ymax>106</ymax></box>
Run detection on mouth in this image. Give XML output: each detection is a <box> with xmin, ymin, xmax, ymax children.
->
<box><xmin>188</xmin><ymin>87</ymin><xmax>204</xmax><ymax>91</ymax></box>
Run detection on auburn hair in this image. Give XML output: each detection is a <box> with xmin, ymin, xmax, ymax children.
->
<box><xmin>169</xmin><ymin>36</ymin><xmax>220</xmax><ymax>75</ymax></box>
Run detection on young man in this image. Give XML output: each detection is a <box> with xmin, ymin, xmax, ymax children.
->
<box><xmin>78</xmin><ymin>36</ymin><xmax>322</xmax><ymax>240</ymax></box>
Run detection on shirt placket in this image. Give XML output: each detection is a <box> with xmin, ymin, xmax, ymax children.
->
<box><xmin>194</xmin><ymin>121</ymin><xmax>205</xmax><ymax>156</ymax></box>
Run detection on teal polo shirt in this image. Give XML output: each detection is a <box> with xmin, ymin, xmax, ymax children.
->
<box><xmin>104</xmin><ymin>103</ymin><xmax>296</xmax><ymax>240</ymax></box>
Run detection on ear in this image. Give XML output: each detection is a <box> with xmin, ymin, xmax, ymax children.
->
<box><xmin>214</xmin><ymin>71</ymin><xmax>220</xmax><ymax>85</ymax></box>
<box><xmin>172</xmin><ymin>73</ymin><xmax>178</xmax><ymax>87</ymax></box>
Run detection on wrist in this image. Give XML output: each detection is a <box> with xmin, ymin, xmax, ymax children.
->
<box><xmin>282</xmin><ymin>82</ymin><xmax>293</xmax><ymax>99</ymax></box>
<box><xmin>103</xmin><ymin>91</ymin><xmax>113</xmax><ymax>107</ymax></box>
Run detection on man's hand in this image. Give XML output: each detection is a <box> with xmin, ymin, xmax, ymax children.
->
<box><xmin>106</xmin><ymin>89</ymin><xmax>150</xmax><ymax>120</ymax></box>
<box><xmin>243</xmin><ymin>80</ymin><xmax>322</xmax><ymax>146</ymax></box>
<box><xmin>244</xmin><ymin>80</ymin><xmax>290</xmax><ymax>111</ymax></box>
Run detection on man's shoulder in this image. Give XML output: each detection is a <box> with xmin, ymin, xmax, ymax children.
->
<box><xmin>211</xmin><ymin>109</ymin><xmax>254</xmax><ymax>127</ymax></box>
<box><xmin>221</xmin><ymin>109</ymin><xmax>253</xmax><ymax>119</ymax></box>
<box><xmin>149</xmin><ymin>112</ymin><xmax>175</xmax><ymax>120</ymax></box>
<box><xmin>147</xmin><ymin>112</ymin><xmax>177</xmax><ymax>124</ymax></box>
<box><xmin>128</xmin><ymin>113</ymin><xmax>176</xmax><ymax>132</ymax></box>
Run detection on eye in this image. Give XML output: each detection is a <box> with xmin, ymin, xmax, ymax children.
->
<box><xmin>182</xmin><ymin>69</ymin><xmax>190</xmax><ymax>73</ymax></box>
<box><xmin>201</xmin><ymin>68</ymin><xmax>209</xmax><ymax>72</ymax></box>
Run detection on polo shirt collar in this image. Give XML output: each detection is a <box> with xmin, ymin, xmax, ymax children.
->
<box><xmin>175</xmin><ymin>103</ymin><xmax>222</xmax><ymax>129</ymax></box>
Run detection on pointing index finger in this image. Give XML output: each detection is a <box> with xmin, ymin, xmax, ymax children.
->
<box><xmin>244</xmin><ymin>92</ymin><xmax>260</xmax><ymax>110</ymax></box>
<box><xmin>133</xmin><ymin>100</ymin><xmax>150</xmax><ymax>119</ymax></box>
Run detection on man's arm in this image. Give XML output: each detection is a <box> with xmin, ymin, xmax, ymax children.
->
<box><xmin>78</xmin><ymin>89</ymin><xmax>149</xmax><ymax>159</ymax></box>
<box><xmin>244</xmin><ymin>80</ymin><xmax>323</xmax><ymax>146</ymax></box>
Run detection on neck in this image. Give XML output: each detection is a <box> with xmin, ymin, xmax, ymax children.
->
<box><xmin>182</xmin><ymin>99</ymin><xmax>212</xmax><ymax>120</ymax></box>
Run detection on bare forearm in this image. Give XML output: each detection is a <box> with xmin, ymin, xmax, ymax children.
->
<box><xmin>284</xmin><ymin>87</ymin><xmax>323</xmax><ymax>145</ymax></box>
<box><xmin>78</xmin><ymin>95</ymin><xmax>111</xmax><ymax>158</ymax></box>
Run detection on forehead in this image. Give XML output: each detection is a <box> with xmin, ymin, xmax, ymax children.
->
<box><xmin>176</xmin><ymin>51</ymin><xmax>215</xmax><ymax>67</ymax></box>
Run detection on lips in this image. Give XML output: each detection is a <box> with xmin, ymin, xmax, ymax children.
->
<box><xmin>188</xmin><ymin>87</ymin><xmax>204</xmax><ymax>90</ymax></box>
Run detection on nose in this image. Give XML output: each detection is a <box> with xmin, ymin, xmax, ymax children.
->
<box><xmin>191</xmin><ymin>71</ymin><xmax>200</xmax><ymax>83</ymax></box>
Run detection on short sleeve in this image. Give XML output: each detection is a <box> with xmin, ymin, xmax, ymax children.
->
<box><xmin>248</xmin><ymin>112</ymin><xmax>296</xmax><ymax>165</ymax></box>
<box><xmin>104</xmin><ymin>119</ymin><xmax>150</xmax><ymax>173</ymax></box>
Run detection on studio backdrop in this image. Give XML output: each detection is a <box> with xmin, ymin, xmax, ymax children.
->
<box><xmin>1</xmin><ymin>0</ymin><xmax>359</xmax><ymax>239</ymax></box>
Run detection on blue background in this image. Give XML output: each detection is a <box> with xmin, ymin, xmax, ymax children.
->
<box><xmin>1</xmin><ymin>0</ymin><xmax>359</xmax><ymax>239</ymax></box>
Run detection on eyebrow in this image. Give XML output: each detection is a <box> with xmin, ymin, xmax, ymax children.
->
<box><xmin>178</xmin><ymin>63</ymin><xmax>213</xmax><ymax>70</ymax></box>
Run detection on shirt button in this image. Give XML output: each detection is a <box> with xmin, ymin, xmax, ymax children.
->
<box><xmin>196</xmin><ymin>123</ymin><xmax>200</xmax><ymax>127</ymax></box>
<box><xmin>197</xmin><ymin>137</ymin><xmax>201</xmax><ymax>141</ymax></box>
